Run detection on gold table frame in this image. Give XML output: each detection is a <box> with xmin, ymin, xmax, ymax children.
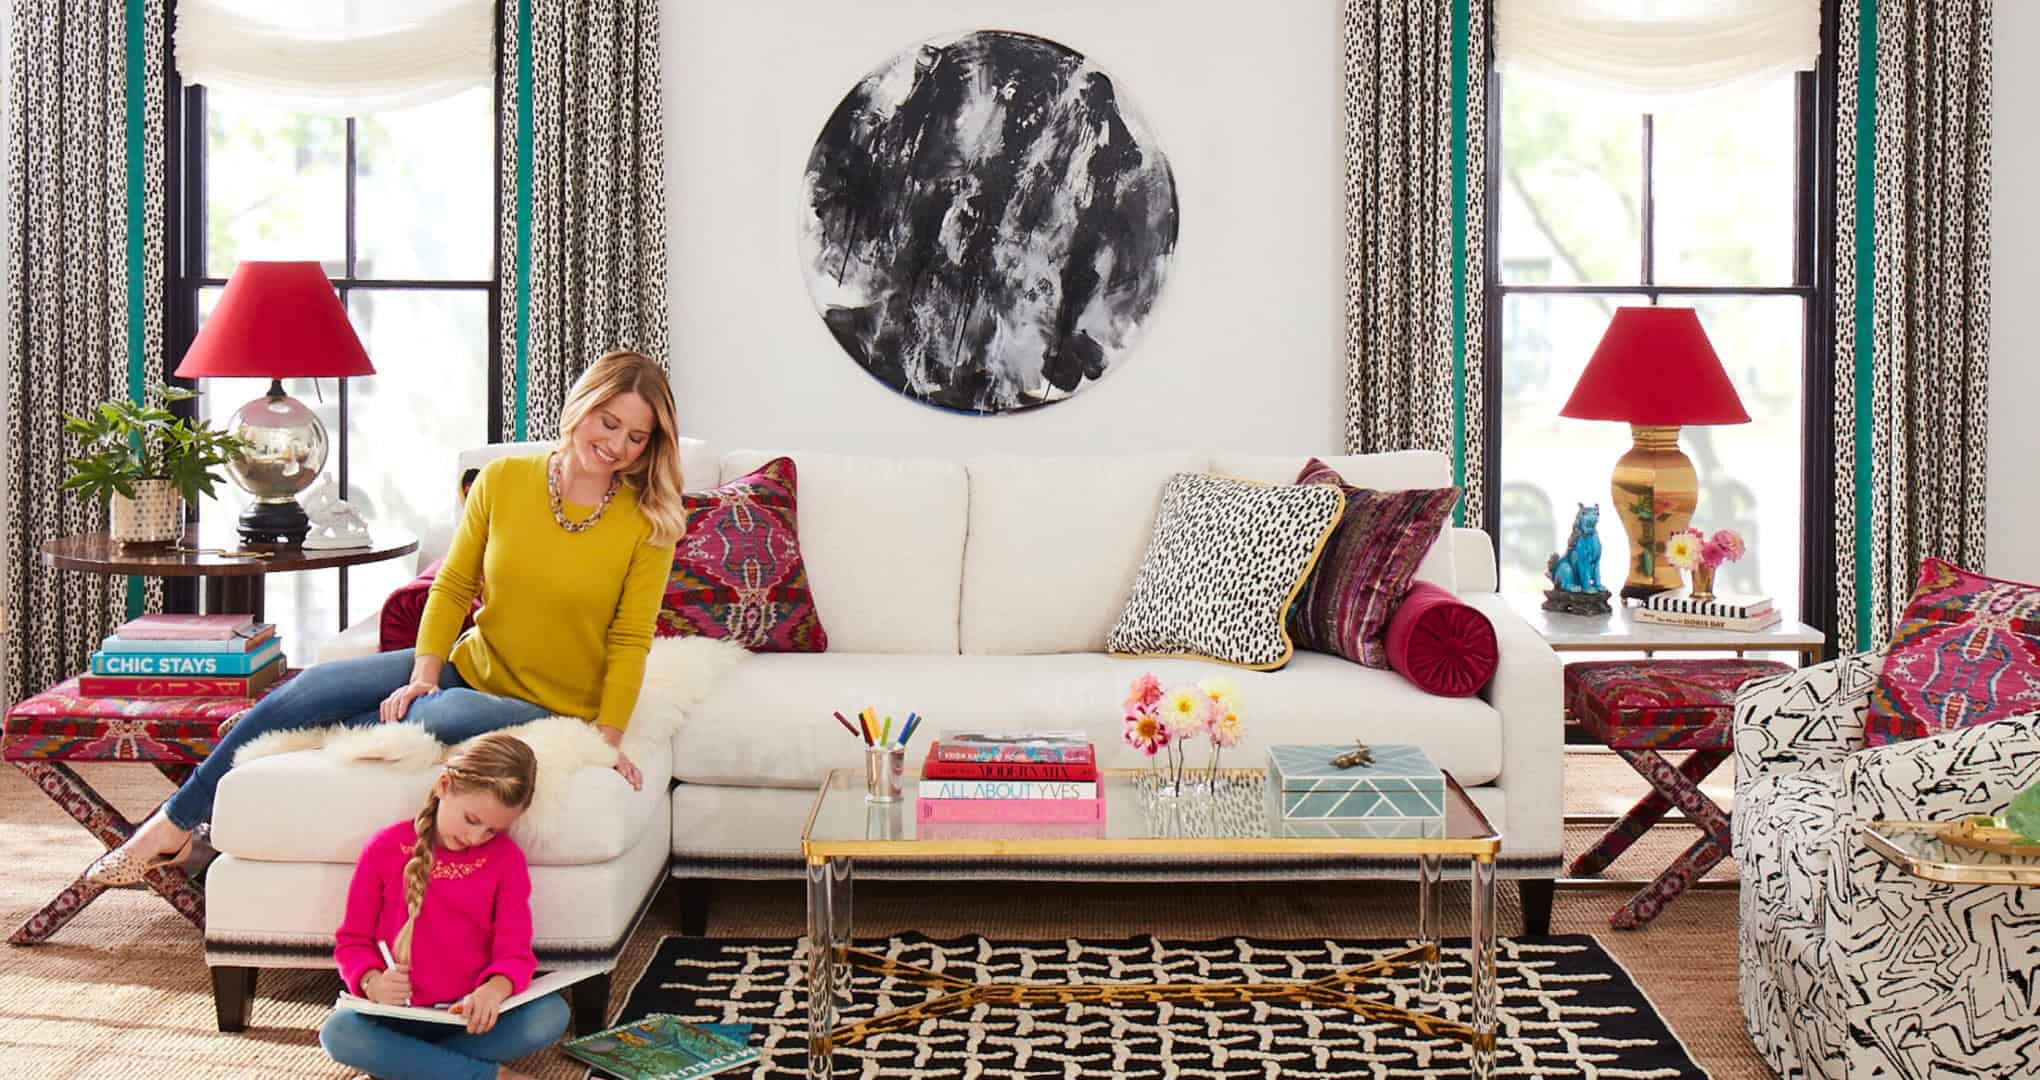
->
<box><xmin>1862</xmin><ymin>820</ymin><xmax>2040</xmax><ymax>887</ymax></box>
<box><xmin>800</xmin><ymin>768</ymin><xmax>1504</xmax><ymax>1079</ymax></box>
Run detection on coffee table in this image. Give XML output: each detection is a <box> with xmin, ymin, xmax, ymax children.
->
<box><xmin>800</xmin><ymin>768</ymin><xmax>1504</xmax><ymax>1079</ymax></box>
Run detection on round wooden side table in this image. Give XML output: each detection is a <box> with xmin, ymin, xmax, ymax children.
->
<box><xmin>41</xmin><ymin>525</ymin><xmax>418</xmax><ymax>622</ymax></box>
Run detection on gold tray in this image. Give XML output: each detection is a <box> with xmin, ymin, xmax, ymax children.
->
<box><xmin>1937</xmin><ymin>817</ymin><xmax>2040</xmax><ymax>857</ymax></box>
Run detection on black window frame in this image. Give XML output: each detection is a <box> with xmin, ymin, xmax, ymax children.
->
<box><xmin>160</xmin><ymin>5</ymin><xmax>503</xmax><ymax>631</ymax></box>
<box><xmin>1481</xmin><ymin>18</ymin><xmax>1839</xmax><ymax>652</ymax></box>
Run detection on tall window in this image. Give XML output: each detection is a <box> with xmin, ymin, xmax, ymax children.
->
<box><xmin>1492</xmin><ymin>74</ymin><xmax>1813</xmax><ymax>617</ymax></box>
<box><xmin>185</xmin><ymin>86</ymin><xmax>495</xmax><ymax>659</ymax></box>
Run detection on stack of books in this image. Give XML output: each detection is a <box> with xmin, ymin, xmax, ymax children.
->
<box><xmin>1634</xmin><ymin>591</ymin><xmax>1780</xmax><ymax>632</ymax></box>
<box><xmin>915</xmin><ymin>729</ymin><xmax>1104</xmax><ymax>823</ymax></box>
<box><xmin>82</xmin><ymin>613</ymin><xmax>286</xmax><ymax>697</ymax></box>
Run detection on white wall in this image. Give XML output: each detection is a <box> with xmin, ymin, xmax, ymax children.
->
<box><xmin>662</xmin><ymin>0</ymin><xmax>1347</xmax><ymax>458</ymax></box>
<box><xmin>1989</xmin><ymin>4</ymin><xmax>2040</xmax><ymax>581</ymax></box>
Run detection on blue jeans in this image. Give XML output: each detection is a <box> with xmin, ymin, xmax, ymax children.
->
<box><xmin>162</xmin><ymin>648</ymin><xmax>551</xmax><ymax>830</ymax></box>
<box><xmin>320</xmin><ymin>992</ymin><xmax>570</xmax><ymax>1080</ymax></box>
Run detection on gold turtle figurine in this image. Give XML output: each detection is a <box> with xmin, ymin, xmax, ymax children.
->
<box><xmin>1329</xmin><ymin>740</ymin><xmax>1375</xmax><ymax>769</ymax></box>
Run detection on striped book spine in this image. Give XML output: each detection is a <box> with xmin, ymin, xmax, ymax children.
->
<box><xmin>1643</xmin><ymin>593</ymin><xmax>1774</xmax><ymax>619</ymax></box>
<box><xmin>1633</xmin><ymin>608</ymin><xmax>1783</xmax><ymax>632</ymax></box>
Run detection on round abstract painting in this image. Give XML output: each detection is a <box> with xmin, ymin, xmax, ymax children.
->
<box><xmin>799</xmin><ymin>30</ymin><xmax>1180</xmax><ymax>414</ymax></box>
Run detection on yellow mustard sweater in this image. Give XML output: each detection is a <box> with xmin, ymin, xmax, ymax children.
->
<box><xmin>415</xmin><ymin>454</ymin><xmax>674</xmax><ymax>732</ymax></box>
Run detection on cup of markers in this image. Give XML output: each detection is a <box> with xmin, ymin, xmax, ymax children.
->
<box><xmin>836</xmin><ymin>707</ymin><xmax>923</xmax><ymax>804</ymax></box>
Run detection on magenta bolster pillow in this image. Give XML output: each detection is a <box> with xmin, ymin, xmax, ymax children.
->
<box><xmin>1385</xmin><ymin>582</ymin><xmax>1498</xmax><ymax>697</ymax></box>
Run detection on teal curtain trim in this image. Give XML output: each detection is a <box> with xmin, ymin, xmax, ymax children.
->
<box><xmin>1853</xmin><ymin>0</ymin><xmax>1877</xmax><ymax>647</ymax></box>
<box><xmin>124</xmin><ymin>0</ymin><xmax>145</xmax><ymax>621</ymax></box>
<box><xmin>513</xmin><ymin>0</ymin><xmax>533</xmax><ymax>441</ymax></box>
<box><xmin>1449</xmin><ymin>0</ymin><xmax>1470</xmax><ymax>526</ymax></box>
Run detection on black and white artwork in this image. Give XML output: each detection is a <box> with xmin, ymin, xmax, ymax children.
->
<box><xmin>799</xmin><ymin>30</ymin><xmax>1180</xmax><ymax>414</ymax></box>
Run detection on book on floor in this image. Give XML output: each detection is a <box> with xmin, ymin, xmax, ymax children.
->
<box><xmin>101</xmin><ymin>622</ymin><xmax>275</xmax><ymax>653</ymax></box>
<box><xmin>78</xmin><ymin>656</ymin><xmax>285</xmax><ymax>698</ymax></box>
<box><xmin>89</xmin><ymin>640</ymin><xmax>283</xmax><ymax>676</ymax></box>
<box><xmin>1632</xmin><ymin>608</ymin><xmax>1783</xmax><ymax>633</ymax></box>
<box><xmin>560</xmin><ymin>1014</ymin><xmax>758</xmax><ymax>1079</ymax></box>
<box><xmin>112</xmin><ymin>612</ymin><xmax>256</xmax><ymax>640</ymax></box>
<box><xmin>332</xmin><ymin>965</ymin><xmax>605</xmax><ymax>1026</ymax></box>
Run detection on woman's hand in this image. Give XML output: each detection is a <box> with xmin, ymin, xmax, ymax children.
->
<box><xmin>380</xmin><ymin>681</ymin><xmax>439</xmax><ymax>724</ymax></box>
<box><xmin>364</xmin><ymin>964</ymin><xmax>412</xmax><ymax>1006</ymax></box>
<box><xmin>600</xmin><ymin>725</ymin><xmax>643</xmax><ymax>791</ymax></box>
<box><xmin>450</xmin><ymin>974</ymin><xmax>512</xmax><ymax>1034</ymax></box>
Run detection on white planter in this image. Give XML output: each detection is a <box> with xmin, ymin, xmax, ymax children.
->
<box><xmin>110</xmin><ymin>480</ymin><xmax>183</xmax><ymax>546</ymax></box>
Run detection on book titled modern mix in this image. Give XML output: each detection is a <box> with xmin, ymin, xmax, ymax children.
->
<box><xmin>81</xmin><ymin>613</ymin><xmax>286</xmax><ymax>697</ymax></box>
<box><xmin>916</xmin><ymin>731</ymin><xmax>1104</xmax><ymax>823</ymax></box>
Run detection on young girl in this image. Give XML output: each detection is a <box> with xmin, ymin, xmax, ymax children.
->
<box><xmin>320</xmin><ymin>734</ymin><xmax>567</xmax><ymax>1080</ymax></box>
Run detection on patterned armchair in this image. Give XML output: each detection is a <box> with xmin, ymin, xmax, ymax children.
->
<box><xmin>1734</xmin><ymin>651</ymin><xmax>2040</xmax><ymax>1079</ymax></box>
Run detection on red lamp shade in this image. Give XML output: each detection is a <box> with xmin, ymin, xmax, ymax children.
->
<box><xmin>1558</xmin><ymin>306</ymin><xmax>1749</xmax><ymax>426</ymax></box>
<box><xmin>175</xmin><ymin>261</ymin><xmax>374</xmax><ymax>379</ymax></box>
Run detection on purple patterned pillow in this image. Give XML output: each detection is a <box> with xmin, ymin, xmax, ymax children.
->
<box><xmin>658</xmin><ymin>456</ymin><xmax>828</xmax><ymax>652</ymax></box>
<box><xmin>1291</xmin><ymin>459</ymin><xmax>1461</xmax><ymax>668</ymax></box>
<box><xmin>1865</xmin><ymin>559</ymin><xmax>2040</xmax><ymax>747</ymax></box>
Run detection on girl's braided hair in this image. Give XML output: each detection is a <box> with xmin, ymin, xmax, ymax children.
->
<box><xmin>392</xmin><ymin>733</ymin><xmax>536</xmax><ymax>962</ymax></box>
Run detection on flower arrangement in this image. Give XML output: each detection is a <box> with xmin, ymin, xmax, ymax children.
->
<box><xmin>1123</xmin><ymin>672</ymin><xmax>1247</xmax><ymax>796</ymax></box>
<box><xmin>1664</xmin><ymin>527</ymin><xmax>1745</xmax><ymax>600</ymax></box>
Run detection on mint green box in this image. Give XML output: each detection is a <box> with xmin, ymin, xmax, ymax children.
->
<box><xmin>1265</xmin><ymin>744</ymin><xmax>1446</xmax><ymax>821</ymax></box>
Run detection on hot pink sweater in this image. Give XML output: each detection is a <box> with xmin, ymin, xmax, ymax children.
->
<box><xmin>334</xmin><ymin>821</ymin><xmax>537</xmax><ymax>1007</ymax></box>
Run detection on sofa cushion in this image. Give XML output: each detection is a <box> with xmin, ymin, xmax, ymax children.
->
<box><xmin>1291</xmin><ymin>458</ymin><xmax>1461</xmax><ymax>668</ymax></box>
<box><xmin>662</xmin><ymin>457</ymin><xmax>827</xmax><ymax>651</ymax></box>
<box><xmin>960</xmin><ymin>453</ymin><xmax>1208</xmax><ymax>655</ymax></box>
<box><xmin>1866</xmin><ymin>558</ymin><xmax>2040</xmax><ymax>747</ymax></box>
<box><xmin>208</xmin><ymin>736</ymin><xmax>672</xmax><ymax>867</ymax></box>
<box><xmin>1386</xmin><ymin>581</ymin><xmax>1498</xmax><ymax>696</ymax></box>
<box><xmin>721</xmin><ymin>451</ymin><xmax>966</xmax><ymax>653</ymax></box>
<box><xmin>1107</xmin><ymin>473</ymin><xmax>1345</xmax><ymax>670</ymax></box>
<box><xmin>379</xmin><ymin>558</ymin><xmax>480</xmax><ymax>653</ymax></box>
<box><xmin>672</xmin><ymin>651</ymin><xmax>1504</xmax><ymax>788</ymax></box>
<box><xmin>1211</xmin><ymin>452</ymin><xmax>1458</xmax><ymax>592</ymax></box>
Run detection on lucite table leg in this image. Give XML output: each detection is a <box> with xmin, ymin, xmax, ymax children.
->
<box><xmin>1417</xmin><ymin>853</ymin><xmax>1441</xmax><ymax>998</ymax></box>
<box><xmin>1469</xmin><ymin>854</ymin><xmax>1499</xmax><ymax>1080</ymax></box>
<box><xmin>806</xmin><ymin>855</ymin><xmax>851</xmax><ymax>1079</ymax></box>
<box><xmin>831</xmin><ymin>857</ymin><xmax>855</xmax><ymax>1022</ymax></box>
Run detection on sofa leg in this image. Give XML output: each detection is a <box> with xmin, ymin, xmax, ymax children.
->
<box><xmin>570</xmin><ymin>969</ymin><xmax>613</xmax><ymax>1035</ymax></box>
<box><xmin>1520</xmin><ymin>879</ymin><xmax>1555</xmax><ymax>937</ymax></box>
<box><xmin>210</xmin><ymin>965</ymin><xmax>258</xmax><ymax>1032</ymax></box>
<box><xmin>676</xmin><ymin>880</ymin><xmax>711</xmax><ymax>936</ymax></box>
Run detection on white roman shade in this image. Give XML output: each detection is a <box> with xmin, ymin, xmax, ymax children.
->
<box><xmin>174</xmin><ymin>0</ymin><xmax>492</xmax><ymax>115</ymax></box>
<box><xmin>1495</xmin><ymin>0</ymin><xmax>1820</xmax><ymax>109</ymax></box>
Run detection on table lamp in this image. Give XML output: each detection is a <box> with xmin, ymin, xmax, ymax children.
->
<box><xmin>1558</xmin><ymin>306</ymin><xmax>1748</xmax><ymax>600</ymax></box>
<box><xmin>175</xmin><ymin>261</ymin><xmax>375</xmax><ymax>545</ymax></box>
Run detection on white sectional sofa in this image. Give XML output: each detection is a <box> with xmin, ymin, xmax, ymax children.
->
<box><xmin>206</xmin><ymin>440</ymin><xmax>1561</xmax><ymax>1032</ymax></box>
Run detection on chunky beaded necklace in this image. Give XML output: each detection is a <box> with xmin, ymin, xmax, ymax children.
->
<box><xmin>547</xmin><ymin>452</ymin><xmax>621</xmax><ymax>533</ymax></box>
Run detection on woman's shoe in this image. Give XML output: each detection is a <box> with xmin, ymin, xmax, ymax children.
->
<box><xmin>85</xmin><ymin>831</ymin><xmax>195</xmax><ymax>887</ymax></box>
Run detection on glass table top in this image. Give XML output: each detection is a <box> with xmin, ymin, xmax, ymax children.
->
<box><xmin>1862</xmin><ymin>820</ymin><xmax>2040</xmax><ymax>886</ymax></box>
<box><xmin>801</xmin><ymin>768</ymin><xmax>1501</xmax><ymax>859</ymax></box>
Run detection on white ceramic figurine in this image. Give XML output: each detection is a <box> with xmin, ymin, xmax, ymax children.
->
<box><xmin>300</xmin><ymin>474</ymin><xmax>372</xmax><ymax>550</ymax></box>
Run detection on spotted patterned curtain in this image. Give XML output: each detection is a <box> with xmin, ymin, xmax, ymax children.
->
<box><xmin>1833</xmin><ymin>0</ymin><xmax>1993</xmax><ymax>653</ymax></box>
<box><xmin>4</xmin><ymin>0</ymin><xmax>166</xmax><ymax>708</ymax></box>
<box><xmin>496</xmin><ymin>0</ymin><xmax>670</xmax><ymax>443</ymax></box>
<box><xmin>1342</xmin><ymin>0</ymin><xmax>1489</xmax><ymax>525</ymax></box>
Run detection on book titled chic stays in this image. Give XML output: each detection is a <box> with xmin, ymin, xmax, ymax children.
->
<box><xmin>90</xmin><ymin>641</ymin><xmax>282</xmax><ymax>676</ymax></box>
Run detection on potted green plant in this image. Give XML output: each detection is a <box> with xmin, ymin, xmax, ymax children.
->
<box><xmin>62</xmin><ymin>386</ymin><xmax>251</xmax><ymax>546</ymax></box>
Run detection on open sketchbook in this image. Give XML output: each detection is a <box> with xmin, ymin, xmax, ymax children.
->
<box><xmin>334</xmin><ymin>965</ymin><xmax>605</xmax><ymax>1025</ymax></box>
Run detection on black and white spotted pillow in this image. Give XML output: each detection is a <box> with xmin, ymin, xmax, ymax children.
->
<box><xmin>1107</xmin><ymin>473</ymin><xmax>1347</xmax><ymax>670</ymax></box>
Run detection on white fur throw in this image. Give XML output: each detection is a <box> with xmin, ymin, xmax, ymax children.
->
<box><xmin>231</xmin><ymin>636</ymin><xmax>747</xmax><ymax>852</ymax></box>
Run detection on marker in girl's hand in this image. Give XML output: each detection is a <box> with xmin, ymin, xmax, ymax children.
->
<box><xmin>377</xmin><ymin>939</ymin><xmax>410</xmax><ymax>1005</ymax></box>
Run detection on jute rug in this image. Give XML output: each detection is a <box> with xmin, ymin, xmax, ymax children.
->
<box><xmin>620</xmin><ymin>932</ymin><xmax>1707</xmax><ymax>1078</ymax></box>
<box><xmin>0</xmin><ymin>757</ymin><xmax>1769</xmax><ymax>1079</ymax></box>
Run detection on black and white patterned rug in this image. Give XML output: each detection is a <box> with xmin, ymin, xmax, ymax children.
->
<box><xmin>616</xmin><ymin>934</ymin><xmax>1707</xmax><ymax>1078</ymax></box>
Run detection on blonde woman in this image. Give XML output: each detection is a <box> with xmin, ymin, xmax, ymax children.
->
<box><xmin>322</xmin><ymin>733</ymin><xmax>556</xmax><ymax>1079</ymax></box>
<box><xmin>90</xmin><ymin>351</ymin><xmax>686</xmax><ymax>885</ymax></box>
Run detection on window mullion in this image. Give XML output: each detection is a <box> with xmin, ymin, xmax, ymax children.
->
<box><xmin>1641</xmin><ymin>113</ymin><xmax>1655</xmax><ymax>295</ymax></box>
